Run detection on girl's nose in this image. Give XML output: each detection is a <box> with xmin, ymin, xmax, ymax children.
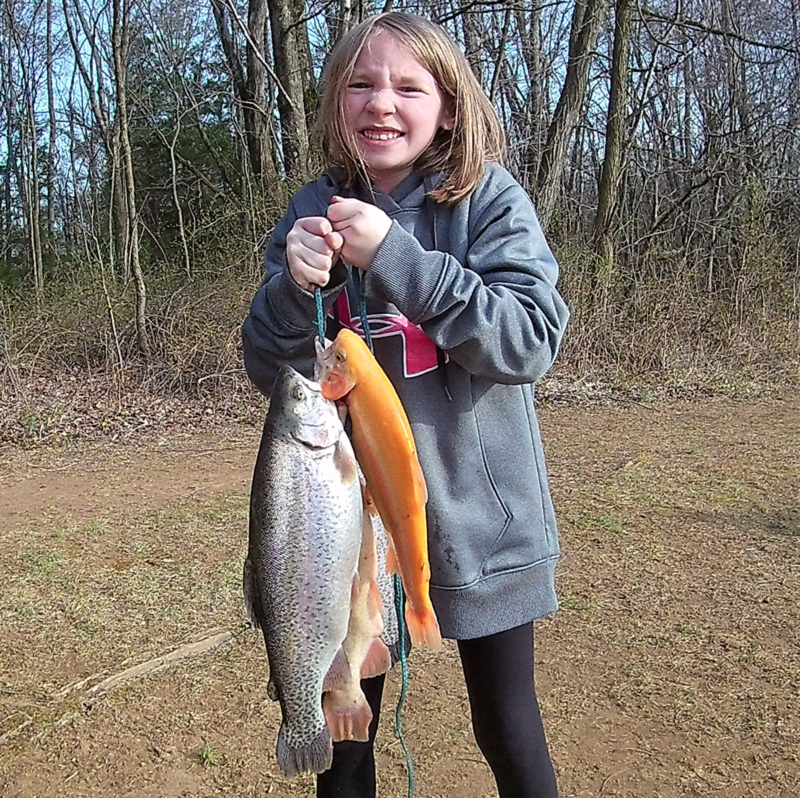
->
<box><xmin>366</xmin><ymin>89</ymin><xmax>394</xmax><ymax>114</ymax></box>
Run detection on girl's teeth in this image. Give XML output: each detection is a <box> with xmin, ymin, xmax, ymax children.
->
<box><xmin>364</xmin><ymin>130</ymin><xmax>401</xmax><ymax>141</ymax></box>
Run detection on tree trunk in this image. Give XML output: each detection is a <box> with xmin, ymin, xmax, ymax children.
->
<box><xmin>462</xmin><ymin>10</ymin><xmax>483</xmax><ymax>80</ymax></box>
<box><xmin>516</xmin><ymin>3</ymin><xmax>545</xmax><ymax>192</ymax></box>
<box><xmin>592</xmin><ymin>0</ymin><xmax>634</xmax><ymax>269</ymax></box>
<box><xmin>536</xmin><ymin>0</ymin><xmax>606</xmax><ymax>228</ymax></box>
<box><xmin>210</xmin><ymin>0</ymin><xmax>279</xmax><ymax>183</ymax></box>
<box><xmin>62</xmin><ymin>0</ymin><xmax>131</xmax><ymax>279</ymax></box>
<box><xmin>268</xmin><ymin>0</ymin><xmax>310</xmax><ymax>182</ymax></box>
<box><xmin>46</xmin><ymin>0</ymin><xmax>57</xmax><ymax>255</ymax></box>
<box><xmin>8</xmin><ymin>10</ymin><xmax>44</xmax><ymax>296</ymax></box>
<box><xmin>112</xmin><ymin>0</ymin><xmax>149</xmax><ymax>360</ymax></box>
<box><xmin>27</xmin><ymin>95</ymin><xmax>44</xmax><ymax>296</ymax></box>
<box><xmin>110</xmin><ymin>122</ymin><xmax>129</xmax><ymax>280</ymax></box>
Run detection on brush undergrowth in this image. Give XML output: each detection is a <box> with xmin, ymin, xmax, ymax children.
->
<box><xmin>1</xmin><ymin>239</ymin><xmax>797</xmax><ymax>445</ymax></box>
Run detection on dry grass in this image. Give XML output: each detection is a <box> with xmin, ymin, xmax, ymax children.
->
<box><xmin>0</xmin><ymin>496</ymin><xmax>247</xmax><ymax>716</ymax></box>
<box><xmin>0</xmin><ymin>395</ymin><xmax>798</xmax><ymax>797</ymax></box>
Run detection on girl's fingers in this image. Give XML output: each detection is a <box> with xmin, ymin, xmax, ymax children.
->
<box><xmin>324</xmin><ymin>231</ymin><xmax>344</xmax><ymax>251</ymax></box>
<box><xmin>296</xmin><ymin>247</ymin><xmax>333</xmax><ymax>273</ymax></box>
<box><xmin>297</xmin><ymin>215</ymin><xmax>334</xmax><ymax>237</ymax></box>
<box><xmin>299</xmin><ymin>232</ymin><xmax>336</xmax><ymax>257</ymax></box>
<box><xmin>293</xmin><ymin>260</ymin><xmax>330</xmax><ymax>289</ymax></box>
<box><xmin>326</xmin><ymin>198</ymin><xmax>359</xmax><ymax>224</ymax></box>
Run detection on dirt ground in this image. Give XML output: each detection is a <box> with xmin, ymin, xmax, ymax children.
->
<box><xmin>0</xmin><ymin>394</ymin><xmax>798</xmax><ymax>797</ymax></box>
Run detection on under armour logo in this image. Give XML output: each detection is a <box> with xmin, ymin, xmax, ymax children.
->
<box><xmin>333</xmin><ymin>292</ymin><xmax>440</xmax><ymax>378</ymax></box>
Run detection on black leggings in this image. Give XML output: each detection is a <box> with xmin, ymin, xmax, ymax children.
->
<box><xmin>316</xmin><ymin>622</ymin><xmax>558</xmax><ymax>798</ymax></box>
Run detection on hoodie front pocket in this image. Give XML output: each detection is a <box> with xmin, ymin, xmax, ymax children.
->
<box><xmin>415</xmin><ymin>394</ymin><xmax>509</xmax><ymax>590</ymax></box>
<box><xmin>471</xmin><ymin>379</ymin><xmax>555</xmax><ymax>577</ymax></box>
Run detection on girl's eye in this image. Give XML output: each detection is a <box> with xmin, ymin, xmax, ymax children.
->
<box><xmin>400</xmin><ymin>86</ymin><xmax>422</xmax><ymax>94</ymax></box>
<box><xmin>348</xmin><ymin>82</ymin><xmax>370</xmax><ymax>90</ymax></box>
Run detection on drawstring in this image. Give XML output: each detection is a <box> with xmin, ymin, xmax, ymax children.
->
<box><xmin>314</xmin><ymin>287</ymin><xmax>325</xmax><ymax>344</ymax></box>
<box><xmin>424</xmin><ymin>182</ymin><xmax>453</xmax><ymax>403</ymax></box>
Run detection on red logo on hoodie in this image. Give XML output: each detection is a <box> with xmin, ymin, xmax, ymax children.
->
<box><xmin>333</xmin><ymin>291</ymin><xmax>439</xmax><ymax>378</ymax></box>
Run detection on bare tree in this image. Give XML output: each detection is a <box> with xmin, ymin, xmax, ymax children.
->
<box><xmin>46</xmin><ymin>0</ymin><xmax>58</xmax><ymax>255</ymax></box>
<box><xmin>267</xmin><ymin>0</ymin><xmax>312</xmax><ymax>181</ymax></box>
<box><xmin>4</xmin><ymin>0</ymin><xmax>46</xmax><ymax>296</ymax></box>
<box><xmin>536</xmin><ymin>0</ymin><xmax>607</xmax><ymax>228</ymax></box>
<box><xmin>592</xmin><ymin>0</ymin><xmax>634</xmax><ymax>271</ymax></box>
<box><xmin>111</xmin><ymin>0</ymin><xmax>149</xmax><ymax>358</ymax></box>
<box><xmin>210</xmin><ymin>0</ymin><xmax>279</xmax><ymax>182</ymax></box>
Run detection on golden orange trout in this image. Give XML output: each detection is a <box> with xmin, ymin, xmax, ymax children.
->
<box><xmin>316</xmin><ymin>328</ymin><xmax>442</xmax><ymax>648</ymax></box>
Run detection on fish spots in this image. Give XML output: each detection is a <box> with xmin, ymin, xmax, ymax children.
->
<box><xmin>247</xmin><ymin>365</ymin><xmax>364</xmax><ymax>776</ymax></box>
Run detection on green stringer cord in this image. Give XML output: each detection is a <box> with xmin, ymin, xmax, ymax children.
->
<box><xmin>352</xmin><ymin>268</ymin><xmax>415</xmax><ymax>798</ymax></box>
<box><xmin>314</xmin><ymin>286</ymin><xmax>326</xmax><ymax>344</ymax></box>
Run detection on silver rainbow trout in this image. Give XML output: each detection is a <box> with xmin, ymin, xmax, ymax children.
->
<box><xmin>244</xmin><ymin>365</ymin><xmax>363</xmax><ymax>778</ymax></box>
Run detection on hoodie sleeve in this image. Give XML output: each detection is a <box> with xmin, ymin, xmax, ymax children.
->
<box><xmin>364</xmin><ymin>168</ymin><xmax>569</xmax><ymax>385</ymax></box>
<box><xmin>241</xmin><ymin>191</ymin><xmax>347</xmax><ymax>395</ymax></box>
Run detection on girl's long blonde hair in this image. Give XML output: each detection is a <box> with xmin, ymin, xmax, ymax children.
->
<box><xmin>315</xmin><ymin>12</ymin><xmax>506</xmax><ymax>205</ymax></box>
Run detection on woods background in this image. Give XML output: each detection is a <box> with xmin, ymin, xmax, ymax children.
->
<box><xmin>1</xmin><ymin>0</ymin><xmax>799</xmax><ymax>438</ymax></box>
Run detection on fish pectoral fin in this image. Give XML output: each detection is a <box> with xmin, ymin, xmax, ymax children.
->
<box><xmin>242</xmin><ymin>557</ymin><xmax>262</xmax><ymax>632</ymax></box>
<box><xmin>360</xmin><ymin>638</ymin><xmax>392</xmax><ymax>680</ymax></box>
<box><xmin>322</xmin><ymin>648</ymin><xmax>350</xmax><ymax>693</ymax></box>
<box><xmin>350</xmin><ymin>574</ymin><xmax>361</xmax><ymax>605</ymax></box>
<box><xmin>368</xmin><ymin>580</ymin><xmax>384</xmax><ymax>624</ymax></box>
<box><xmin>385</xmin><ymin>538</ymin><xmax>400</xmax><ymax>576</ymax></box>
<box><xmin>334</xmin><ymin>439</ymin><xmax>359</xmax><ymax>485</ymax></box>
<box><xmin>360</xmin><ymin>483</ymin><xmax>379</xmax><ymax>517</ymax></box>
<box><xmin>412</xmin><ymin>461</ymin><xmax>429</xmax><ymax>505</ymax></box>
<box><xmin>267</xmin><ymin>676</ymin><xmax>279</xmax><ymax>702</ymax></box>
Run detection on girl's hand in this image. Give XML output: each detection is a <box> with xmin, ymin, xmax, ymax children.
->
<box><xmin>286</xmin><ymin>216</ymin><xmax>343</xmax><ymax>290</ymax></box>
<box><xmin>326</xmin><ymin>197</ymin><xmax>392</xmax><ymax>271</ymax></box>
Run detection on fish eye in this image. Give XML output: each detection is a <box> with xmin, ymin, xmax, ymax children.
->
<box><xmin>292</xmin><ymin>385</ymin><xmax>305</xmax><ymax>401</ymax></box>
<box><xmin>335</xmin><ymin>350</ymin><xmax>346</xmax><ymax>363</ymax></box>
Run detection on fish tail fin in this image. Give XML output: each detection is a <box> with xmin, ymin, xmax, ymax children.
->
<box><xmin>404</xmin><ymin>604</ymin><xmax>443</xmax><ymax>649</ymax></box>
<box><xmin>323</xmin><ymin>689</ymin><xmax>373</xmax><ymax>743</ymax></box>
<box><xmin>360</xmin><ymin>638</ymin><xmax>392</xmax><ymax>679</ymax></box>
<box><xmin>276</xmin><ymin>723</ymin><xmax>332</xmax><ymax>778</ymax></box>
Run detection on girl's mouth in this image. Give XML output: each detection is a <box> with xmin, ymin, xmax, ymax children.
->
<box><xmin>361</xmin><ymin>129</ymin><xmax>404</xmax><ymax>141</ymax></box>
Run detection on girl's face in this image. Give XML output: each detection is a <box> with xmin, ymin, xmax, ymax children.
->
<box><xmin>342</xmin><ymin>31</ymin><xmax>453</xmax><ymax>195</ymax></box>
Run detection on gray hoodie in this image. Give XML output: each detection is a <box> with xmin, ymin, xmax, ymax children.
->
<box><xmin>242</xmin><ymin>163</ymin><xmax>570</xmax><ymax>640</ymax></box>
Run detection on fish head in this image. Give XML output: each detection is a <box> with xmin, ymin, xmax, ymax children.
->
<box><xmin>271</xmin><ymin>365</ymin><xmax>341</xmax><ymax>449</ymax></box>
<box><xmin>315</xmin><ymin>332</ymin><xmax>358</xmax><ymax>401</ymax></box>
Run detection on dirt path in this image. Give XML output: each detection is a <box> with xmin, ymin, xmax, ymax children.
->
<box><xmin>0</xmin><ymin>429</ymin><xmax>259</xmax><ymax>533</ymax></box>
<box><xmin>0</xmin><ymin>395</ymin><xmax>798</xmax><ymax>797</ymax></box>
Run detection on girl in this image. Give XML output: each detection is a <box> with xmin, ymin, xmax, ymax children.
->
<box><xmin>242</xmin><ymin>12</ymin><xmax>568</xmax><ymax>798</ymax></box>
